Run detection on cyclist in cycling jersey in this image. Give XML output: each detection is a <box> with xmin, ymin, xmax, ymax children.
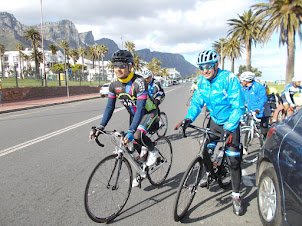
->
<box><xmin>181</xmin><ymin>50</ymin><xmax>245</xmax><ymax>216</ymax></box>
<box><xmin>141</xmin><ymin>70</ymin><xmax>165</xmax><ymax>108</ymax></box>
<box><xmin>89</xmin><ymin>50</ymin><xmax>159</xmax><ymax>187</ymax></box>
<box><xmin>239</xmin><ymin>71</ymin><xmax>270</xmax><ymax>138</ymax></box>
<box><xmin>272</xmin><ymin>76</ymin><xmax>302</xmax><ymax>121</ymax></box>
<box><xmin>190</xmin><ymin>81</ymin><xmax>198</xmax><ymax>93</ymax></box>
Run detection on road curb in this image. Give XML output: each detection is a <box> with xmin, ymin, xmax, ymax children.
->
<box><xmin>0</xmin><ymin>96</ymin><xmax>101</xmax><ymax>114</ymax></box>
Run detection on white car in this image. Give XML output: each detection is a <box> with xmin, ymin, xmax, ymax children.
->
<box><xmin>100</xmin><ymin>83</ymin><xmax>110</xmax><ymax>97</ymax></box>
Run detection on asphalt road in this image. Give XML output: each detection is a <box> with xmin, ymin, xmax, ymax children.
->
<box><xmin>0</xmin><ymin>83</ymin><xmax>261</xmax><ymax>225</ymax></box>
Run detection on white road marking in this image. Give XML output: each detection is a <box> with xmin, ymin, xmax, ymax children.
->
<box><xmin>0</xmin><ymin>108</ymin><xmax>124</xmax><ymax>157</ymax></box>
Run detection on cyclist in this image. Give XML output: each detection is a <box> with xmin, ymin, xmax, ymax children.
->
<box><xmin>272</xmin><ymin>76</ymin><xmax>302</xmax><ymax>122</ymax></box>
<box><xmin>239</xmin><ymin>71</ymin><xmax>270</xmax><ymax>138</ymax></box>
<box><xmin>142</xmin><ymin>70</ymin><xmax>165</xmax><ymax>108</ymax></box>
<box><xmin>181</xmin><ymin>50</ymin><xmax>245</xmax><ymax>216</ymax></box>
<box><xmin>190</xmin><ymin>80</ymin><xmax>198</xmax><ymax>93</ymax></box>
<box><xmin>89</xmin><ymin>50</ymin><xmax>159</xmax><ymax>187</ymax></box>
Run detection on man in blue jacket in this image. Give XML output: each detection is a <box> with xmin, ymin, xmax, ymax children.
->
<box><xmin>239</xmin><ymin>71</ymin><xmax>270</xmax><ymax>138</ymax></box>
<box><xmin>181</xmin><ymin>50</ymin><xmax>245</xmax><ymax>216</ymax></box>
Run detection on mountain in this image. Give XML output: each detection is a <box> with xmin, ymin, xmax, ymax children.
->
<box><xmin>0</xmin><ymin>12</ymin><xmax>197</xmax><ymax>77</ymax></box>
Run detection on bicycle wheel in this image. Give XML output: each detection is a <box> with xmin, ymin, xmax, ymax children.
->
<box><xmin>202</xmin><ymin>112</ymin><xmax>211</xmax><ymax>128</ymax></box>
<box><xmin>156</xmin><ymin>112</ymin><xmax>168</xmax><ymax>137</ymax></box>
<box><xmin>84</xmin><ymin>154</ymin><xmax>132</xmax><ymax>223</ymax></box>
<box><xmin>173</xmin><ymin>157</ymin><xmax>203</xmax><ymax>221</ymax></box>
<box><xmin>241</xmin><ymin>128</ymin><xmax>263</xmax><ymax>164</ymax></box>
<box><xmin>217</xmin><ymin>157</ymin><xmax>231</xmax><ymax>189</ymax></box>
<box><xmin>186</xmin><ymin>95</ymin><xmax>193</xmax><ymax>106</ymax></box>
<box><xmin>147</xmin><ymin>137</ymin><xmax>173</xmax><ymax>186</ymax></box>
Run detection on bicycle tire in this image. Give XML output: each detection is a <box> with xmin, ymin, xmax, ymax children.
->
<box><xmin>217</xmin><ymin>157</ymin><xmax>231</xmax><ymax>189</ymax></box>
<box><xmin>202</xmin><ymin>112</ymin><xmax>211</xmax><ymax>128</ymax></box>
<box><xmin>84</xmin><ymin>154</ymin><xmax>132</xmax><ymax>223</ymax></box>
<box><xmin>156</xmin><ymin>112</ymin><xmax>168</xmax><ymax>137</ymax></box>
<box><xmin>241</xmin><ymin>128</ymin><xmax>263</xmax><ymax>164</ymax></box>
<box><xmin>147</xmin><ymin>137</ymin><xmax>173</xmax><ymax>186</ymax></box>
<box><xmin>173</xmin><ymin>157</ymin><xmax>203</xmax><ymax>221</ymax></box>
<box><xmin>186</xmin><ymin>95</ymin><xmax>193</xmax><ymax>106</ymax></box>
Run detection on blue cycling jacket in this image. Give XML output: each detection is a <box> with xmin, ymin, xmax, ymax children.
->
<box><xmin>186</xmin><ymin>69</ymin><xmax>245</xmax><ymax>132</ymax></box>
<box><xmin>241</xmin><ymin>81</ymin><xmax>268</xmax><ymax>118</ymax></box>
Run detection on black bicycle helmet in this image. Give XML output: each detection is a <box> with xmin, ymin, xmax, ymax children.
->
<box><xmin>111</xmin><ymin>50</ymin><xmax>134</xmax><ymax>64</ymax></box>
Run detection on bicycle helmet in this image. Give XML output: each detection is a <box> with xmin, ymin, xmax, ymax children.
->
<box><xmin>196</xmin><ymin>50</ymin><xmax>219</xmax><ymax>65</ymax></box>
<box><xmin>292</xmin><ymin>76</ymin><xmax>301</xmax><ymax>82</ymax></box>
<box><xmin>111</xmin><ymin>50</ymin><xmax>134</xmax><ymax>64</ymax></box>
<box><xmin>240</xmin><ymin>71</ymin><xmax>255</xmax><ymax>82</ymax></box>
<box><xmin>142</xmin><ymin>70</ymin><xmax>154</xmax><ymax>79</ymax></box>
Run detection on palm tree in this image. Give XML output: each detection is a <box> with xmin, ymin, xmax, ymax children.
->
<box><xmin>95</xmin><ymin>44</ymin><xmax>108</xmax><ymax>85</ymax></box>
<box><xmin>227</xmin><ymin>9</ymin><xmax>263</xmax><ymax>71</ymax></box>
<box><xmin>133</xmin><ymin>52</ymin><xmax>145</xmax><ymax>72</ymax></box>
<box><xmin>60</xmin><ymin>40</ymin><xmax>70</xmax><ymax>80</ymax></box>
<box><xmin>125</xmin><ymin>41</ymin><xmax>135</xmax><ymax>54</ymax></box>
<box><xmin>89</xmin><ymin>45</ymin><xmax>97</xmax><ymax>69</ymax></box>
<box><xmin>224</xmin><ymin>37</ymin><xmax>244</xmax><ymax>73</ymax></box>
<box><xmin>15</xmin><ymin>43</ymin><xmax>24</xmax><ymax>79</ymax></box>
<box><xmin>212</xmin><ymin>38</ymin><xmax>227</xmax><ymax>70</ymax></box>
<box><xmin>78</xmin><ymin>47</ymin><xmax>87</xmax><ymax>86</ymax></box>
<box><xmin>161</xmin><ymin>67</ymin><xmax>169</xmax><ymax>80</ymax></box>
<box><xmin>22</xmin><ymin>53</ymin><xmax>30</xmax><ymax>78</ymax></box>
<box><xmin>48</xmin><ymin>44</ymin><xmax>59</xmax><ymax>72</ymax></box>
<box><xmin>253</xmin><ymin>0</ymin><xmax>302</xmax><ymax>85</ymax></box>
<box><xmin>69</xmin><ymin>49</ymin><xmax>79</xmax><ymax>64</ymax></box>
<box><xmin>23</xmin><ymin>28</ymin><xmax>41</xmax><ymax>79</ymax></box>
<box><xmin>147</xmin><ymin>57</ymin><xmax>162</xmax><ymax>75</ymax></box>
<box><xmin>0</xmin><ymin>44</ymin><xmax>5</xmax><ymax>78</ymax></box>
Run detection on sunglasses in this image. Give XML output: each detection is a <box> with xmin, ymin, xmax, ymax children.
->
<box><xmin>113</xmin><ymin>63</ymin><xmax>128</xmax><ymax>69</ymax></box>
<box><xmin>199</xmin><ymin>63</ymin><xmax>215</xmax><ymax>71</ymax></box>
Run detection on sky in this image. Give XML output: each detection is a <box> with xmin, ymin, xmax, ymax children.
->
<box><xmin>2</xmin><ymin>0</ymin><xmax>302</xmax><ymax>81</ymax></box>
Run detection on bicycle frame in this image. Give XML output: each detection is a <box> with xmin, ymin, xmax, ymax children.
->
<box><xmin>241</xmin><ymin>110</ymin><xmax>261</xmax><ymax>142</ymax></box>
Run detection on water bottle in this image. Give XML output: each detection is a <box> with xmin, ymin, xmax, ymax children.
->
<box><xmin>207</xmin><ymin>142</ymin><xmax>217</xmax><ymax>162</ymax></box>
<box><xmin>216</xmin><ymin>148</ymin><xmax>224</xmax><ymax>166</ymax></box>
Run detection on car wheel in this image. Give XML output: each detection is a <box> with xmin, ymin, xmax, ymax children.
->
<box><xmin>257</xmin><ymin>167</ymin><xmax>282</xmax><ymax>226</ymax></box>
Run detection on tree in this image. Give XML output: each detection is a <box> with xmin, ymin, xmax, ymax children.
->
<box><xmin>48</xmin><ymin>44</ymin><xmax>59</xmax><ymax>71</ymax></box>
<box><xmin>238</xmin><ymin>65</ymin><xmax>262</xmax><ymax>78</ymax></box>
<box><xmin>15</xmin><ymin>43</ymin><xmax>24</xmax><ymax>79</ymax></box>
<box><xmin>125</xmin><ymin>41</ymin><xmax>135</xmax><ymax>54</ymax></box>
<box><xmin>227</xmin><ymin>9</ymin><xmax>263</xmax><ymax>71</ymax></box>
<box><xmin>95</xmin><ymin>44</ymin><xmax>108</xmax><ymax>85</ymax></box>
<box><xmin>161</xmin><ymin>67</ymin><xmax>169</xmax><ymax>80</ymax></box>
<box><xmin>212</xmin><ymin>38</ymin><xmax>227</xmax><ymax>70</ymax></box>
<box><xmin>133</xmin><ymin>52</ymin><xmax>145</xmax><ymax>72</ymax></box>
<box><xmin>89</xmin><ymin>45</ymin><xmax>97</xmax><ymax>69</ymax></box>
<box><xmin>60</xmin><ymin>40</ymin><xmax>70</xmax><ymax>78</ymax></box>
<box><xmin>78</xmin><ymin>47</ymin><xmax>87</xmax><ymax>86</ymax></box>
<box><xmin>69</xmin><ymin>49</ymin><xmax>79</xmax><ymax>64</ymax></box>
<box><xmin>23</xmin><ymin>28</ymin><xmax>41</xmax><ymax>79</ymax></box>
<box><xmin>224</xmin><ymin>37</ymin><xmax>243</xmax><ymax>73</ymax></box>
<box><xmin>0</xmin><ymin>44</ymin><xmax>5</xmax><ymax>78</ymax></box>
<box><xmin>253</xmin><ymin>0</ymin><xmax>302</xmax><ymax>85</ymax></box>
<box><xmin>147</xmin><ymin>57</ymin><xmax>162</xmax><ymax>76</ymax></box>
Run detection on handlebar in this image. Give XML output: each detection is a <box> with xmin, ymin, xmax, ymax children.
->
<box><xmin>91</xmin><ymin>127</ymin><xmax>126</xmax><ymax>147</ymax></box>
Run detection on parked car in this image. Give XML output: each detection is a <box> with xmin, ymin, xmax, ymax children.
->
<box><xmin>256</xmin><ymin>107</ymin><xmax>302</xmax><ymax>225</ymax></box>
<box><xmin>99</xmin><ymin>83</ymin><xmax>110</xmax><ymax>97</ymax></box>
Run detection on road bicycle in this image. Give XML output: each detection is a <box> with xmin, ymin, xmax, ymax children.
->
<box><xmin>240</xmin><ymin>110</ymin><xmax>264</xmax><ymax>164</ymax></box>
<box><xmin>157</xmin><ymin>111</ymin><xmax>168</xmax><ymax>137</ymax></box>
<box><xmin>186</xmin><ymin>94</ymin><xmax>193</xmax><ymax>106</ymax></box>
<box><xmin>84</xmin><ymin>127</ymin><xmax>173</xmax><ymax>223</ymax></box>
<box><xmin>173</xmin><ymin>122</ymin><xmax>231</xmax><ymax>221</ymax></box>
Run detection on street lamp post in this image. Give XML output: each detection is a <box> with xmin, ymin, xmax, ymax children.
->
<box><xmin>40</xmin><ymin>0</ymin><xmax>46</xmax><ymax>86</ymax></box>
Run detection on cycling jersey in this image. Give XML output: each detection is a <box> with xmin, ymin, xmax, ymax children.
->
<box><xmin>148</xmin><ymin>78</ymin><xmax>165</xmax><ymax>104</ymax></box>
<box><xmin>100</xmin><ymin>72</ymin><xmax>157</xmax><ymax>132</ymax></box>
<box><xmin>241</xmin><ymin>81</ymin><xmax>269</xmax><ymax>118</ymax></box>
<box><xmin>186</xmin><ymin>69</ymin><xmax>245</xmax><ymax>132</ymax></box>
<box><xmin>281</xmin><ymin>83</ymin><xmax>302</xmax><ymax>106</ymax></box>
<box><xmin>190</xmin><ymin>83</ymin><xmax>197</xmax><ymax>92</ymax></box>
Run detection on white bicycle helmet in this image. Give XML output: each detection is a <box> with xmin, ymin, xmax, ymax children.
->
<box><xmin>292</xmin><ymin>76</ymin><xmax>301</xmax><ymax>82</ymax></box>
<box><xmin>142</xmin><ymin>70</ymin><xmax>153</xmax><ymax>79</ymax></box>
<box><xmin>240</xmin><ymin>71</ymin><xmax>255</xmax><ymax>82</ymax></box>
<box><xmin>196</xmin><ymin>50</ymin><xmax>219</xmax><ymax>65</ymax></box>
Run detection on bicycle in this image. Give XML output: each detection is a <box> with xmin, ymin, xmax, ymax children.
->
<box><xmin>240</xmin><ymin>110</ymin><xmax>264</xmax><ymax>164</ymax></box>
<box><xmin>202</xmin><ymin>107</ymin><xmax>210</xmax><ymax>128</ymax></box>
<box><xmin>173</xmin><ymin>122</ymin><xmax>231</xmax><ymax>221</ymax></box>
<box><xmin>157</xmin><ymin>111</ymin><xmax>168</xmax><ymax>137</ymax></box>
<box><xmin>186</xmin><ymin>94</ymin><xmax>193</xmax><ymax>106</ymax></box>
<box><xmin>84</xmin><ymin>127</ymin><xmax>173</xmax><ymax>223</ymax></box>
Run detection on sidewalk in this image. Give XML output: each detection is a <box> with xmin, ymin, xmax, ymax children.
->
<box><xmin>0</xmin><ymin>93</ymin><xmax>101</xmax><ymax>114</ymax></box>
